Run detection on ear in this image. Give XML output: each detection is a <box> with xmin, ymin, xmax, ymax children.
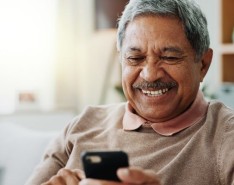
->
<box><xmin>199</xmin><ymin>48</ymin><xmax>213</xmax><ymax>82</ymax></box>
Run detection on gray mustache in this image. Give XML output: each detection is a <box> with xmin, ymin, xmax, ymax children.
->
<box><xmin>133</xmin><ymin>81</ymin><xmax>177</xmax><ymax>89</ymax></box>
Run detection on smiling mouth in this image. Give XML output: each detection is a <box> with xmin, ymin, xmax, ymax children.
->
<box><xmin>133</xmin><ymin>80</ymin><xmax>177</xmax><ymax>97</ymax></box>
<box><xmin>141</xmin><ymin>88</ymin><xmax>169</xmax><ymax>97</ymax></box>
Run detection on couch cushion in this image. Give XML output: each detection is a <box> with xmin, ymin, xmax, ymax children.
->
<box><xmin>0</xmin><ymin>123</ymin><xmax>58</xmax><ymax>185</ymax></box>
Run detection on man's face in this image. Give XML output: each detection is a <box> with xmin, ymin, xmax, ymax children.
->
<box><xmin>121</xmin><ymin>16</ymin><xmax>209</xmax><ymax>122</ymax></box>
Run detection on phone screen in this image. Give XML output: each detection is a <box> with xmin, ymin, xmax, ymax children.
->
<box><xmin>81</xmin><ymin>151</ymin><xmax>129</xmax><ymax>182</ymax></box>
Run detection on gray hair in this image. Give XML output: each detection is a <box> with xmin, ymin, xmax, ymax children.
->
<box><xmin>117</xmin><ymin>0</ymin><xmax>210</xmax><ymax>60</ymax></box>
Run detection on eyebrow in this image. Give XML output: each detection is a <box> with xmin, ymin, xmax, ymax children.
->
<box><xmin>162</xmin><ymin>47</ymin><xmax>184</xmax><ymax>54</ymax></box>
<box><xmin>126</xmin><ymin>47</ymin><xmax>142</xmax><ymax>52</ymax></box>
<box><xmin>125</xmin><ymin>46</ymin><xmax>185</xmax><ymax>55</ymax></box>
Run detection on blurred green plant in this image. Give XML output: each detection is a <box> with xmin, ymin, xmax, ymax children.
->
<box><xmin>115</xmin><ymin>84</ymin><xmax>126</xmax><ymax>100</ymax></box>
<box><xmin>201</xmin><ymin>84</ymin><xmax>217</xmax><ymax>100</ymax></box>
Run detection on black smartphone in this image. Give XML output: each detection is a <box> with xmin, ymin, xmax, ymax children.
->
<box><xmin>81</xmin><ymin>151</ymin><xmax>129</xmax><ymax>182</ymax></box>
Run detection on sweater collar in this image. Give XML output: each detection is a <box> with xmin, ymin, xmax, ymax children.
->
<box><xmin>123</xmin><ymin>90</ymin><xmax>208</xmax><ymax>136</ymax></box>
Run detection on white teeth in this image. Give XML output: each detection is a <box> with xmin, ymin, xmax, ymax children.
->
<box><xmin>142</xmin><ymin>88</ymin><xmax>168</xmax><ymax>96</ymax></box>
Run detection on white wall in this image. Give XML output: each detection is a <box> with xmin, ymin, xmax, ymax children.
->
<box><xmin>74</xmin><ymin>0</ymin><xmax>124</xmax><ymax>111</ymax></box>
<box><xmin>195</xmin><ymin>0</ymin><xmax>221</xmax><ymax>91</ymax></box>
<box><xmin>0</xmin><ymin>0</ymin><xmax>57</xmax><ymax>114</ymax></box>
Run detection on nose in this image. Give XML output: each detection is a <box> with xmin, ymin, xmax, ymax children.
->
<box><xmin>139</xmin><ymin>61</ymin><xmax>165</xmax><ymax>82</ymax></box>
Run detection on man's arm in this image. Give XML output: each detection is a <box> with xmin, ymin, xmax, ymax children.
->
<box><xmin>219</xmin><ymin>118</ymin><xmax>234</xmax><ymax>184</ymax></box>
<box><xmin>25</xmin><ymin>125</ymin><xmax>71</xmax><ymax>185</ymax></box>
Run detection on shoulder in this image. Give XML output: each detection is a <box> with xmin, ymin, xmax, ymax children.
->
<box><xmin>81</xmin><ymin>102</ymin><xmax>126</xmax><ymax>116</ymax></box>
<box><xmin>203</xmin><ymin>101</ymin><xmax>234</xmax><ymax>144</ymax></box>
<box><xmin>207</xmin><ymin>100</ymin><xmax>234</xmax><ymax>153</ymax></box>
<box><xmin>208</xmin><ymin>100</ymin><xmax>234</xmax><ymax>135</ymax></box>
<box><xmin>207</xmin><ymin>100</ymin><xmax>234</xmax><ymax>123</ymax></box>
<box><xmin>208</xmin><ymin>102</ymin><xmax>234</xmax><ymax>184</ymax></box>
<box><xmin>65</xmin><ymin>102</ymin><xmax>127</xmax><ymax>134</ymax></box>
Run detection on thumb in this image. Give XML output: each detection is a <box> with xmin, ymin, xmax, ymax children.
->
<box><xmin>117</xmin><ymin>167</ymin><xmax>161</xmax><ymax>184</ymax></box>
<box><xmin>72</xmin><ymin>169</ymin><xmax>86</xmax><ymax>180</ymax></box>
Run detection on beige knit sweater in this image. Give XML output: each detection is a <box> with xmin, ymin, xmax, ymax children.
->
<box><xmin>26</xmin><ymin>101</ymin><xmax>234</xmax><ymax>185</ymax></box>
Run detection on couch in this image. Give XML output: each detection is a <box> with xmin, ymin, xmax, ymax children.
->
<box><xmin>0</xmin><ymin>123</ymin><xmax>58</xmax><ymax>185</ymax></box>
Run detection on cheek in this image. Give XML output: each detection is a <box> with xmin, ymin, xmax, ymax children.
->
<box><xmin>187</xmin><ymin>63</ymin><xmax>203</xmax><ymax>83</ymax></box>
<box><xmin>166</xmin><ymin>64</ymin><xmax>197</xmax><ymax>86</ymax></box>
<box><xmin>172</xmin><ymin>64</ymin><xmax>201</xmax><ymax>90</ymax></box>
<box><xmin>121</xmin><ymin>66</ymin><xmax>141</xmax><ymax>96</ymax></box>
<box><xmin>121</xmin><ymin>67</ymin><xmax>131</xmax><ymax>92</ymax></box>
<box><xmin>122</xmin><ymin>66</ymin><xmax>138</xmax><ymax>85</ymax></box>
<box><xmin>164</xmin><ymin>65</ymin><xmax>184</xmax><ymax>80</ymax></box>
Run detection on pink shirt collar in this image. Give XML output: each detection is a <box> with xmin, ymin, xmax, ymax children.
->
<box><xmin>123</xmin><ymin>90</ymin><xmax>208</xmax><ymax>136</ymax></box>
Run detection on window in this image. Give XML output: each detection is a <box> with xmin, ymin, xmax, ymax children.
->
<box><xmin>0</xmin><ymin>0</ymin><xmax>57</xmax><ymax>114</ymax></box>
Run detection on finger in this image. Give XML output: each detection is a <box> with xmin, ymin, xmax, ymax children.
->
<box><xmin>41</xmin><ymin>175</ymin><xmax>66</xmax><ymax>185</ymax></box>
<box><xmin>117</xmin><ymin>167</ymin><xmax>160</xmax><ymax>184</ymax></box>
<box><xmin>41</xmin><ymin>182</ymin><xmax>52</xmax><ymax>185</ymax></box>
<box><xmin>72</xmin><ymin>169</ymin><xmax>86</xmax><ymax>180</ymax></box>
<box><xmin>57</xmin><ymin>168</ymin><xmax>80</xmax><ymax>184</ymax></box>
<box><xmin>80</xmin><ymin>178</ymin><xmax>121</xmax><ymax>185</ymax></box>
<box><xmin>41</xmin><ymin>169</ymin><xmax>82</xmax><ymax>185</ymax></box>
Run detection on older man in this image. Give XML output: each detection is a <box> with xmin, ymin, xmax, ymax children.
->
<box><xmin>26</xmin><ymin>0</ymin><xmax>234</xmax><ymax>185</ymax></box>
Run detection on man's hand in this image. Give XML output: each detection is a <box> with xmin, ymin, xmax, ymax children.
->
<box><xmin>41</xmin><ymin>168</ymin><xmax>85</xmax><ymax>185</ymax></box>
<box><xmin>80</xmin><ymin>167</ymin><xmax>161</xmax><ymax>185</ymax></box>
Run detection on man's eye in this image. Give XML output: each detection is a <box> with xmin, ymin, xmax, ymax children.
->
<box><xmin>160</xmin><ymin>56</ymin><xmax>182</xmax><ymax>64</ymax></box>
<box><xmin>126</xmin><ymin>57</ymin><xmax>145</xmax><ymax>65</ymax></box>
<box><xmin>161</xmin><ymin>56</ymin><xmax>178</xmax><ymax>60</ymax></box>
